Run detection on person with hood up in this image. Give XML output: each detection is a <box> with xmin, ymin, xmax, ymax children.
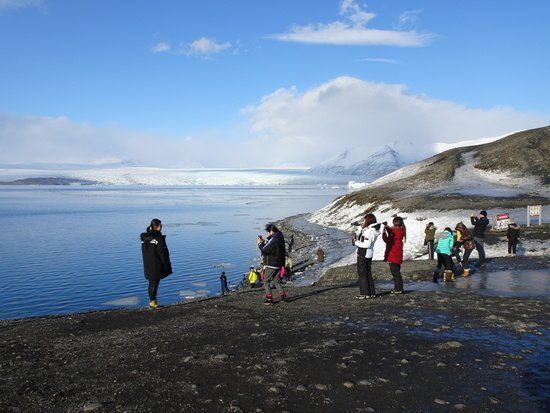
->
<box><xmin>220</xmin><ymin>271</ymin><xmax>230</xmax><ymax>295</ymax></box>
<box><xmin>455</xmin><ymin>222</ymin><xmax>475</xmax><ymax>274</ymax></box>
<box><xmin>463</xmin><ymin>210</ymin><xmax>490</xmax><ymax>268</ymax></box>
<box><xmin>352</xmin><ymin>213</ymin><xmax>383</xmax><ymax>299</ymax></box>
<box><xmin>434</xmin><ymin>227</ymin><xmax>455</xmax><ymax>282</ymax></box>
<box><xmin>248</xmin><ymin>266</ymin><xmax>259</xmax><ymax>288</ymax></box>
<box><xmin>140</xmin><ymin>218</ymin><xmax>172</xmax><ymax>309</ymax></box>
<box><xmin>258</xmin><ymin>223</ymin><xmax>287</xmax><ymax>305</ymax></box>
<box><xmin>383</xmin><ymin>216</ymin><xmax>406</xmax><ymax>294</ymax></box>
<box><xmin>424</xmin><ymin>222</ymin><xmax>437</xmax><ymax>260</ymax></box>
<box><xmin>507</xmin><ymin>222</ymin><xmax>521</xmax><ymax>255</ymax></box>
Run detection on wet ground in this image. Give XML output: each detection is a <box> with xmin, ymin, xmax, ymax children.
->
<box><xmin>1</xmin><ymin>268</ymin><xmax>548</xmax><ymax>412</ymax></box>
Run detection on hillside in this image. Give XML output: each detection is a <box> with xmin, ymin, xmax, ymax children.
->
<box><xmin>310</xmin><ymin>126</ymin><xmax>550</xmax><ymax>260</ymax></box>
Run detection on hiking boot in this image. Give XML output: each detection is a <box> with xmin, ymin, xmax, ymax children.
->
<box><xmin>390</xmin><ymin>290</ymin><xmax>404</xmax><ymax>294</ymax></box>
<box><xmin>263</xmin><ymin>298</ymin><xmax>274</xmax><ymax>306</ymax></box>
<box><xmin>355</xmin><ymin>295</ymin><xmax>367</xmax><ymax>300</ymax></box>
<box><xmin>280</xmin><ymin>295</ymin><xmax>288</xmax><ymax>304</ymax></box>
<box><xmin>149</xmin><ymin>300</ymin><xmax>159</xmax><ymax>309</ymax></box>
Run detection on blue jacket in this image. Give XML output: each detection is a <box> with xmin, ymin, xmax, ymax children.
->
<box><xmin>436</xmin><ymin>230</ymin><xmax>454</xmax><ymax>255</ymax></box>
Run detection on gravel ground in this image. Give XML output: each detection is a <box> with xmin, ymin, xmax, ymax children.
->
<box><xmin>1</xmin><ymin>271</ymin><xmax>548</xmax><ymax>412</ymax></box>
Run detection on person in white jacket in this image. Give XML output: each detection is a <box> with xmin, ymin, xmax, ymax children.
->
<box><xmin>352</xmin><ymin>213</ymin><xmax>384</xmax><ymax>299</ymax></box>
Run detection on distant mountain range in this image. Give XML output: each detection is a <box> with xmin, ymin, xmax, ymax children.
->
<box><xmin>310</xmin><ymin>145</ymin><xmax>404</xmax><ymax>181</ymax></box>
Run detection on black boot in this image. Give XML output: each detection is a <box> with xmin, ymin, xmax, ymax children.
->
<box><xmin>432</xmin><ymin>271</ymin><xmax>439</xmax><ymax>283</ymax></box>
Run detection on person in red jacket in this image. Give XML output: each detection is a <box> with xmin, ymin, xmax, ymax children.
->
<box><xmin>382</xmin><ymin>216</ymin><xmax>406</xmax><ymax>294</ymax></box>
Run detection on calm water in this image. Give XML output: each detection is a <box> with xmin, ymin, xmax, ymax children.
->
<box><xmin>0</xmin><ymin>185</ymin><xmax>347</xmax><ymax>319</ymax></box>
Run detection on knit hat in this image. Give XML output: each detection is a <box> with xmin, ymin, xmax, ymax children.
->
<box><xmin>480</xmin><ymin>210</ymin><xmax>487</xmax><ymax>216</ymax></box>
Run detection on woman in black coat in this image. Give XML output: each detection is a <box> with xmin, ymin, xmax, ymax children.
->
<box><xmin>140</xmin><ymin>218</ymin><xmax>172</xmax><ymax>308</ymax></box>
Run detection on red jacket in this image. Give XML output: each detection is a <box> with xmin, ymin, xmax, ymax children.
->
<box><xmin>383</xmin><ymin>226</ymin><xmax>406</xmax><ymax>264</ymax></box>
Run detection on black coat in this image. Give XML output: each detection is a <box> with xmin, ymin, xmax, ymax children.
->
<box><xmin>471</xmin><ymin>216</ymin><xmax>490</xmax><ymax>238</ymax></box>
<box><xmin>141</xmin><ymin>230</ymin><xmax>173</xmax><ymax>281</ymax></box>
<box><xmin>507</xmin><ymin>225</ymin><xmax>520</xmax><ymax>243</ymax></box>
<box><xmin>259</xmin><ymin>232</ymin><xmax>286</xmax><ymax>268</ymax></box>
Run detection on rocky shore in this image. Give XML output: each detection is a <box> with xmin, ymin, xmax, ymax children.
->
<box><xmin>1</xmin><ymin>217</ymin><xmax>549</xmax><ymax>412</ymax></box>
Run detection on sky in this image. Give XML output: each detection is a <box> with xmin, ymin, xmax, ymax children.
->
<box><xmin>1</xmin><ymin>0</ymin><xmax>549</xmax><ymax>168</ymax></box>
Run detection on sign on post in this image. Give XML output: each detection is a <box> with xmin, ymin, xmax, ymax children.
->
<box><xmin>527</xmin><ymin>205</ymin><xmax>542</xmax><ymax>226</ymax></box>
<box><xmin>495</xmin><ymin>213</ymin><xmax>510</xmax><ymax>231</ymax></box>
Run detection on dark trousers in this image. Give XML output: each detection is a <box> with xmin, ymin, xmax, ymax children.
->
<box><xmin>462</xmin><ymin>237</ymin><xmax>486</xmax><ymax>266</ymax></box>
<box><xmin>389</xmin><ymin>263</ymin><xmax>403</xmax><ymax>292</ymax></box>
<box><xmin>508</xmin><ymin>241</ymin><xmax>518</xmax><ymax>254</ymax></box>
<box><xmin>357</xmin><ymin>256</ymin><xmax>375</xmax><ymax>296</ymax></box>
<box><xmin>148</xmin><ymin>279</ymin><xmax>160</xmax><ymax>301</ymax></box>
<box><xmin>452</xmin><ymin>242</ymin><xmax>463</xmax><ymax>263</ymax></box>
<box><xmin>263</xmin><ymin>267</ymin><xmax>285</xmax><ymax>298</ymax></box>
<box><xmin>427</xmin><ymin>240</ymin><xmax>435</xmax><ymax>260</ymax></box>
<box><xmin>436</xmin><ymin>253</ymin><xmax>453</xmax><ymax>271</ymax></box>
<box><xmin>221</xmin><ymin>280</ymin><xmax>230</xmax><ymax>294</ymax></box>
<box><xmin>462</xmin><ymin>248</ymin><xmax>474</xmax><ymax>268</ymax></box>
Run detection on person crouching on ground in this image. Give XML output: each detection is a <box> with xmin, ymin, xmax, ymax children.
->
<box><xmin>507</xmin><ymin>222</ymin><xmax>520</xmax><ymax>256</ymax></box>
<box><xmin>257</xmin><ymin>223</ymin><xmax>288</xmax><ymax>305</ymax></box>
<box><xmin>455</xmin><ymin>222</ymin><xmax>474</xmax><ymax>273</ymax></box>
<box><xmin>352</xmin><ymin>213</ymin><xmax>383</xmax><ymax>299</ymax></box>
<box><xmin>220</xmin><ymin>271</ymin><xmax>230</xmax><ymax>295</ymax></box>
<box><xmin>434</xmin><ymin>227</ymin><xmax>455</xmax><ymax>282</ymax></box>
<box><xmin>248</xmin><ymin>266</ymin><xmax>259</xmax><ymax>288</ymax></box>
<box><xmin>424</xmin><ymin>222</ymin><xmax>436</xmax><ymax>260</ymax></box>
<box><xmin>140</xmin><ymin>218</ymin><xmax>173</xmax><ymax>309</ymax></box>
<box><xmin>382</xmin><ymin>216</ymin><xmax>406</xmax><ymax>294</ymax></box>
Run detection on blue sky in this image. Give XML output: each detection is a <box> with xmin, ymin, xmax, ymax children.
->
<box><xmin>1</xmin><ymin>0</ymin><xmax>549</xmax><ymax>167</ymax></box>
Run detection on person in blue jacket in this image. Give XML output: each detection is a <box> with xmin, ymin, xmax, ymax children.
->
<box><xmin>433</xmin><ymin>227</ymin><xmax>454</xmax><ymax>283</ymax></box>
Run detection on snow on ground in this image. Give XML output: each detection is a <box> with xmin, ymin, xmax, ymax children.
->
<box><xmin>440</xmin><ymin>151</ymin><xmax>548</xmax><ymax>197</ymax></box>
<box><xmin>348</xmin><ymin>181</ymin><xmax>369</xmax><ymax>190</ymax></box>
<box><xmin>311</xmin><ymin>201</ymin><xmax>547</xmax><ymax>263</ymax></box>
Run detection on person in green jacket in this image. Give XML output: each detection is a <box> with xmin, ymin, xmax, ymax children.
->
<box><xmin>424</xmin><ymin>222</ymin><xmax>437</xmax><ymax>260</ymax></box>
<box><xmin>433</xmin><ymin>227</ymin><xmax>455</xmax><ymax>283</ymax></box>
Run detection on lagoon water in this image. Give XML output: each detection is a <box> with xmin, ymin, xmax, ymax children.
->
<box><xmin>0</xmin><ymin>185</ymin><xmax>348</xmax><ymax>319</ymax></box>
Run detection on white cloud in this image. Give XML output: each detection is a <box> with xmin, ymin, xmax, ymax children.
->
<box><xmin>1</xmin><ymin>78</ymin><xmax>547</xmax><ymax>169</ymax></box>
<box><xmin>396</xmin><ymin>10</ymin><xmax>423</xmax><ymax>30</ymax></box>
<box><xmin>182</xmin><ymin>37</ymin><xmax>232</xmax><ymax>57</ymax></box>
<box><xmin>243</xmin><ymin>76</ymin><xmax>548</xmax><ymax>165</ymax></box>
<box><xmin>269</xmin><ymin>0</ymin><xmax>435</xmax><ymax>47</ymax></box>
<box><xmin>0</xmin><ymin>0</ymin><xmax>43</xmax><ymax>10</ymax></box>
<box><xmin>150</xmin><ymin>42</ymin><xmax>171</xmax><ymax>53</ymax></box>
<box><xmin>359</xmin><ymin>57</ymin><xmax>398</xmax><ymax>64</ymax></box>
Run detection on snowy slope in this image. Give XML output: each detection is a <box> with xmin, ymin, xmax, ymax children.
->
<box><xmin>310</xmin><ymin>145</ymin><xmax>404</xmax><ymax>181</ymax></box>
<box><xmin>310</xmin><ymin>125</ymin><xmax>550</xmax><ymax>260</ymax></box>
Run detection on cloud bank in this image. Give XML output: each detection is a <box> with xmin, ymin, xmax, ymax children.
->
<box><xmin>0</xmin><ymin>0</ymin><xmax>43</xmax><ymax>11</ymax></box>
<box><xmin>269</xmin><ymin>0</ymin><xmax>435</xmax><ymax>47</ymax></box>
<box><xmin>1</xmin><ymin>77</ymin><xmax>547</xmax><ymax>169</ymax></box>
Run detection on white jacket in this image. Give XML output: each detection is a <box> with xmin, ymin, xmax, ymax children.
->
<box><xmin>354</xmin><ymin>223</ymin><xmax>384</xmax><ymax>259</ymax></box>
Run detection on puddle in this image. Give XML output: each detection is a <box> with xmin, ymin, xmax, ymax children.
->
<box><xmin>403</xmin><ymin>269</ymin><xmax>550</xmax><ymax>299</ymax></box>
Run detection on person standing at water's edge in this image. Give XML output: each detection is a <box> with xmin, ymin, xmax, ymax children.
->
<box><xmin>258</xmin><ymin>223</ymin><xmax>287</xmax><ymax>305</ymax></box>
<box><xmin>383</xmin><ymin>216</ymin><xmax>406</xmax><ymax>294</ymax></box>
<box><xmin>140</xmin><ymin>219</ymin><xmax>172</xmax><ymax>309</ymax></box>
<box><xmin>352</xmin><ymin>213</ymin><xmax>383</xmax><ymax>299</ymax></box>
<box><xmin>220</xmin><ymin>271</ymin><xmax>230</xmax><ymax>295</ymax></box>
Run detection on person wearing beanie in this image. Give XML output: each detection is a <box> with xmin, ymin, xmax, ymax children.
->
<box><xmin>463</xmin><ymin>210</ymin><xmax>490</xmax><ymax>268</ymax></box>
<box><xmin>506</xmin><ymin>222</ymin><xmax>521</xmax><ymax>256</ymax></box>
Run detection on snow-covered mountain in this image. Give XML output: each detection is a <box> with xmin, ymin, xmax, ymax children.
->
<box><xmin>310</xmin><ymin>145</ymin><xmax>404</xmax><ymax>181</ymax></box>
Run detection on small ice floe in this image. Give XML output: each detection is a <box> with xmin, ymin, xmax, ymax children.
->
<box><xmin>212</xmin><ymin>262</ymin><xmax>236</xmax><ymax>269</ymax></box>
<box><xmin>103</xmin><ymin>296</ymin><xmax>140</xmax><ymax>306</ymax></box>
<box><xmin>182</xmin><ymin>221</ymin><xmax>218</xmax><ymax>227</ymax></box>
<box><xmin>178</xmin><ymin>289</ymin><xmax>209</xmax><ymax>300</ymax></box>
<box><xmin>191</xmin><ymin>281</ymin><xmax>207</xmax><ymax>287</ymax></box>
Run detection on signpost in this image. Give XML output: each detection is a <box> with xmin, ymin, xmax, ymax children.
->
<box><xmin>527</xmin><ymin>205</ymin><xmax>542</xmax><ymax>226</ymax></box>
<box><xmin>495</xmin><ymin>213</ymin><xmax>510</xmax><ymax>231</ymax></box>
